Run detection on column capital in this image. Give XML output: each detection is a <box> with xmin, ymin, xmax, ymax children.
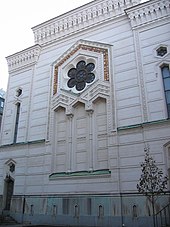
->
<box><xmin>66</xmin><ymin>113</ymin><xmax>74</xmax><ymax>119</ymax></box>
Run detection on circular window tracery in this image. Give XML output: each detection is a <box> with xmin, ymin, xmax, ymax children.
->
<box><xmin>67</xmin><ymin>60</ymin><xmax>95</xmax><ymax>91</ymax></box>
<box><xmin>16</xmin><ymin>88</ymin><xmax>22</xmax><ymax>97</ymax></box>
<box><xmin>156</xmin><ymin>46</ymin><xmax>168</xmax><ymax>57</ymax></box>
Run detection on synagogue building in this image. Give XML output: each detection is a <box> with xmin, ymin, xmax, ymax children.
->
<box><xmin>0</xmin><ymin>0</ymin><xmax>170</xmax><ymax>226</ymax></box>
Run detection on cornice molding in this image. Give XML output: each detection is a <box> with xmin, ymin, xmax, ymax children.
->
<box><xmin>32</xmin><ymin>0</ymin><xmax>141</xmax><ymax>46</ymax></box>
<box><xmin>126</xmin><ymin>0</ymin><xmax>170</xmax><ymax>29</ymax></box>
<box><xmin>6</xmin><ymin>44</ymin><xmax>41</xmax><ymax>73</ymax></box>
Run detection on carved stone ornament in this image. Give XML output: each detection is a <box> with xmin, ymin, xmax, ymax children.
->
<box><xmin>67</xmin><ymin>60</ymin><xmax>95</xmax><ymax>91</ymax></box>
<box><xmin>53</xmin><ymin>40</ymin><xmax>111</xmax><ymax>95</ymax></box>
<box><xmin>156</xmin><ymin>46</ymin><xmax>168</xmax><ymax>57</ymax></box>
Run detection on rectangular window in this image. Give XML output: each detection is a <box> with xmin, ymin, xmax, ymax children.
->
<box><xmin>161</xmin><ymin>65</ymin><xmax>170</xmax><ymax>118</ymax></box>
<box><xmin>14</xmin><ymin>103</ymin><xmax>21</xmax><ymax>143</ymax></box>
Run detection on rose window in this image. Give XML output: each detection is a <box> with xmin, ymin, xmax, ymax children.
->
<box><xmin>156</xmin><ymin>46</ymin><xmax>167</xmax><ymax>57</ymax></box>
<box><xmin>67</xmin><ymin>60</ymin><xmax>95</xmax><ymax>91</ymax></box>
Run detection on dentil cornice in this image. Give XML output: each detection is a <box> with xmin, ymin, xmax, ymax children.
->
<box><xmin>6</xmin><ymin>44</ymin><xmax>41</xmax><ymax>73</ymax></box>
<box><xmin>126</xmin><ymin>0</ymin><xmax>170</xmax><ymax>29</ymax></box>
<box><xmin>32</xmin><ymin>0</ymin><xmax>141</xmax><ymax>46</ymax></box>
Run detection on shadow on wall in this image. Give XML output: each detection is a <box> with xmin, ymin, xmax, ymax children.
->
<box><xmin>6</xmin><ymin>192</ymin><xmax>170</xmax><ymax>227</ymax></box>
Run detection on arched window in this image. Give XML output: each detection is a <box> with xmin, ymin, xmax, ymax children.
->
<box><xmin>4</xmin><ymin>175</ymin><xmax>14</xmax><ymax>210</ymax></box>
<box><xmin>30</xmin><ymin>204</ymin><xmax>34</xmax><ymax>216</ymax></box>
<box><xmin>98</xmin><ymin>205</ymin><xmax>104</xmax><ymax>218</ymax></box>
<box><xmin>52</xmin><ymin>205</ymin><xmax>57</xmax><ymax>216</ymax></box>
<box><xmin>9</xmin><ymin>163</ymin><xmax>15</xmax><ymax>173</ymax></box>
<box><xmin>74</xmin><ymin>204</ymin><xmax>79</xmax><ymax>218</ymax></box>
<box><xmin>132</xmin><ymin>204</ymin><xmax>138</xmax><ymax>218</ymax></box>
<box><xmin>16</xmin><ymin>88</ymin><xmax>22</xmax><ymax>97</ymax></box>
<box><xmin>161</xmin><ymin>64</ymin><xmax>170</xmax><ymax>118</ymax></box>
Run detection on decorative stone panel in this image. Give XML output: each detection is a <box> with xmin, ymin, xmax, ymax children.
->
<box><xmin>6</xmin><ymin>45</ymin><xmax>41</xmax><ymax>72</ymax></box>
<box><xmin>53</xmin><ymin>40</ymin><xmax>111</xmax><ymax>95</ymax></box>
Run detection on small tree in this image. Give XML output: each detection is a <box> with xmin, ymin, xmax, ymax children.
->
<box><xmin>137</xmin><ymin>147</ymin><xmax>168</xmax><ymax>227</ymax></box>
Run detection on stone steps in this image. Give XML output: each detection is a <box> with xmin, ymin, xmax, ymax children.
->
<box><xmin>0</xmin><ymin>215</ymin><xmax>18</xmax><ymax>225</ymax></box>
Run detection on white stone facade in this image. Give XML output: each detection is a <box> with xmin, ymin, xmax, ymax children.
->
<box><xmin>0</xmin><ymin>0</ymin><xmax>170</xmax><ymax>226</ymax></box>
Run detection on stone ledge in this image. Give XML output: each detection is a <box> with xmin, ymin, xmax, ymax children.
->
<box><xmin>0</xmin><ymin>139</ymin><xmax>45</xmax><ymax>148</ymax></box>
<box><xmin>49</xmin><ymin>169</ymin><xmax>111</xmax><ymax>180</ymax></box>
<box><xmin>117</xmin><ymin>119</ymin><xmax>170</xmax><ymax>131</ymax></box>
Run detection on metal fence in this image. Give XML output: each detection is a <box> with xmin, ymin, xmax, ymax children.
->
<box><xmin>155</xmin><ymin>203</ymin><xmax>170</xmax><ymax>227</ymax></box>
<box><xmin>2</xmin><ymin>192</ymin><xmax>170</xmax><ymax>227</ymax></box>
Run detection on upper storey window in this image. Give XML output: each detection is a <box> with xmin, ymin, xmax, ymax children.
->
<box><xmin>161</xmin><ymin>64</ymin><xmax>170</xmax><ymax>118</ymax></box>
<box><xmin>156</xmin><ymin>46</ymin><xmax>168</xmax><ymax>57</ymax></box>
<box><xmin>53</xmin><ymin>41</ymin><xmax>110</xmax><ymax>96</ymax></box>
<box><xmin>9</xmin><ymin>163</ymin><xmax>15</xmax><ymax>173</ymax></box>
<box><xmin>14</xmin><ymin>102</ymin><xmax>21</xmax><ymax>143</ymax></box>
<box><xmin>16</xmin><ymin>88</ymin><xmax>22</xmax><ymax>97</ymax></box>
<box><xmin>67</xmin><ymin>60</ymin><xmax>95</xmax><ymax>91</ymax></box>
<box><xmin>0</xmin><ymin>99</ymin><xmax>4</xmax><ymax>108</ymax></box>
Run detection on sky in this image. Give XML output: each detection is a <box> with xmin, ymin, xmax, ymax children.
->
<box><xmin>0</xmin><ymin>0</ymin><xmax>147</xmax><ymax>91</ymax></box>
<box><xmin>0</xmin><ymin>0</ymin><xmax>92</xmax><ymax>91</ymax></box>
